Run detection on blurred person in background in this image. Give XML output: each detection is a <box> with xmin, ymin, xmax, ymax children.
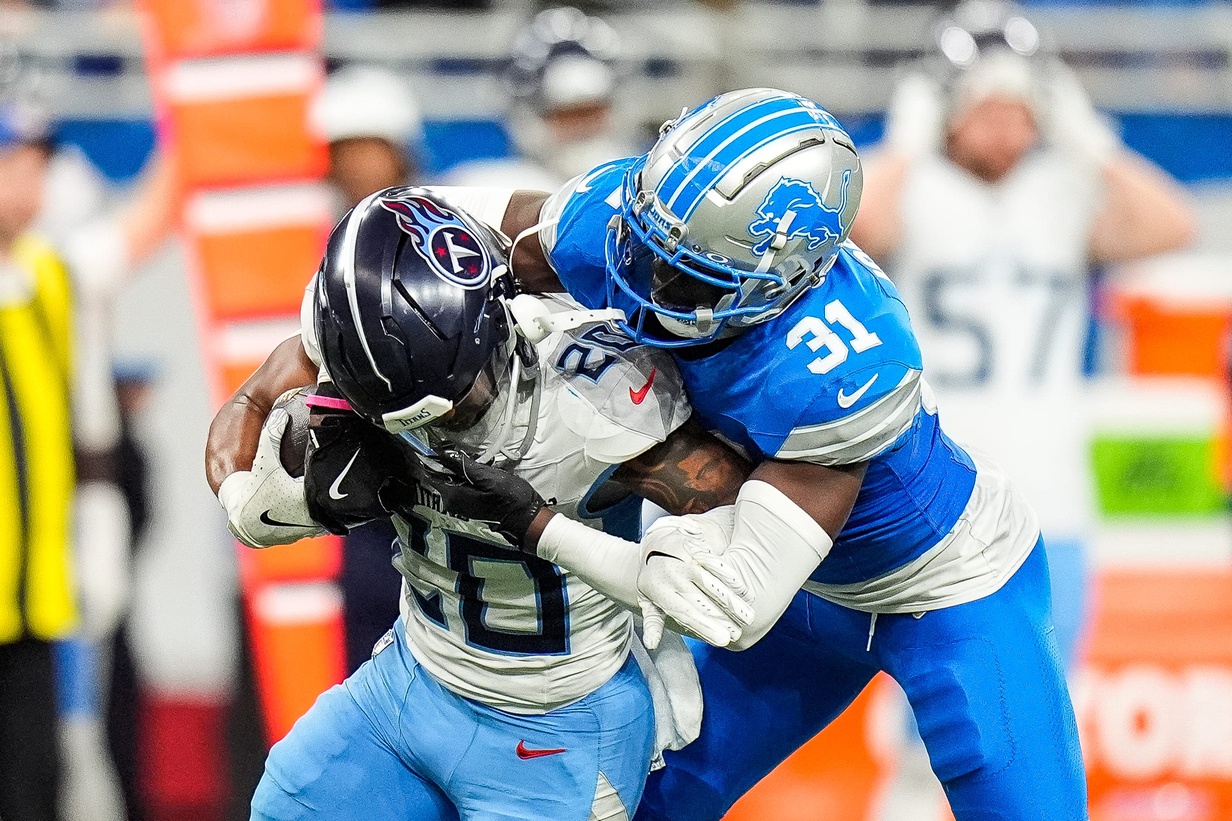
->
<box><xmin>0</xmin><ymin>67</ymin><xmax>175</xmax><ymax>819</ymax></box>
<box><xmin>311</xmin><ymin>64</ymin><xmax>423</xmax><ymax>214</ymax></box>
<box><xmin>0</xmin><ymin>96</ymin><xmax>77</xmax><ymax>821</ymax></box>
<box><xmin>446</xmin><ymin>6</ymin><xmax>636</xmax><ymax>191</ymax></box>
<box><xmin>309</xmin><ymin>63</ymin><xmax>424</xmax><ymax>672</ymax></box>
<box><xmin>851</xmin><ymin>1</ymin><xmax>1195</xmax><ymax>816</ymax></box>
<box><xmin>105</xmin><ymin>363</ymin><xmax>156</xmax><ymax>821</ymax></box>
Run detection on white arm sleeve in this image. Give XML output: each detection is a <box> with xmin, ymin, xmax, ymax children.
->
<box><xmin>536</xmin><ymin>515</ymin><xmax>641</xmax><ymax>613</ymax></box>
<box><xmin>716</xmin><ymin>480</ymin><xmax>834</xmax><ymax>650</ymax></box>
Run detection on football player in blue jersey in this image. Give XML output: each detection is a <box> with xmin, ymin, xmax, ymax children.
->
<box><xmin>442</xmin><ymin>88</ymin><xmax>1087</xmax><ymax>820</ymax></box>
<box><xmin>206</xmin><ymin>89</ymin><xmax>1087</xmax><ymax>820</ymax></box>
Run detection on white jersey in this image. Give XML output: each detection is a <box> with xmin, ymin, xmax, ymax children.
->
<box><xmin>889</xmin><ymin>148</ymin><xmax>1103</xmax><ymax>539</ymax></box>
<box><xmin>391</xmin><ymin>305</ymin><xmax>688</xmax><ymax>714</ymax></box>
<box><xmin>441</xmin><ymin>157</ymin><xmax>565</xmax><ymax>194</ymax></box>
<box><xmin>301</xmin><ymin>283</ymin><xmax>690</xmax><ymax>712</ymax></box>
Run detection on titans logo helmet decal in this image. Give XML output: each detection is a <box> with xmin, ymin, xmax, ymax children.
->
<box><xmin>380</xmin><ymin>194</ymin><xmax>490</xmax><ymax>289</ymax></box>
<box><xmin>747</xmin><ymin>170</ymin><xmax>852</xmax><ymax>258</ymax></box>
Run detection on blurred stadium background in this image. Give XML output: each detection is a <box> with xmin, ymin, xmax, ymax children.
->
<box><xmin>2</xmin><ymin>0</ymin><xmax>1232</xmax><ymax>820</ymax></box>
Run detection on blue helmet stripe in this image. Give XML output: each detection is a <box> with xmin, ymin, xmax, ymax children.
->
<box><xmin>662</xmin><ymin>105</ymin><xmax>816</xmax><ymax>214</ymax></box>
<box><xmin>653</xmin><ymin>94</ymin><xmax>801</xmax><ymax>206</ymax></box>
<box><xmin>670</xmin><ymin>115</ymin><xmax>824</xmax><ymax>220</ymax></box>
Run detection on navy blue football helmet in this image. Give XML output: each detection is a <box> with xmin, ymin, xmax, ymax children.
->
<box><xmin>314</xmin><ymin>187</ymin><xmax>539</xmax><ymax>464</ymax></box>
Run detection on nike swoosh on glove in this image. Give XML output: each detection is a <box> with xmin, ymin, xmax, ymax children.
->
<box><xmin>637</xmin><ymin>507</ymin><xmax>755</xmax><ymax>651</ymax></box>
<box><xmin>218</xmin><ymin>406</ymin><xmax>325</xmax><ymax>548</ymax></box>
<box><xmin>303</xmin><ymin>396</ymin><xmax>416</xmax><ymax>535</ymax></box>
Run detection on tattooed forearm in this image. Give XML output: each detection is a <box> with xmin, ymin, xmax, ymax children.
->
<box><xmin>614</xmin><ymin>419</ymin><xmax>752</xmax><ymax>515</ymax></box>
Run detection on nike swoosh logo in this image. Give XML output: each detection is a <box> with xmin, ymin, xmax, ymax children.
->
<box><xmin>629</xmin><ymin>367</ymin><xmax>657</xmax><ymax>405</ymax></box>
<box><xmin>516</xmin><ymin>741</ymin><xmax>567</xmax><ymax>760</ymax></box>
<box><xmin>645</xmin><ymin>550</ymin><xmax>682</xmax><ymax>566</ymax></box>
<box><xmin>836</xmin><ymin>373</ymin><xmax>879</xmax><ymax>410</ymax></box>
<box><xmin>259</xmin><ymin>510</ymin><xmax>312</xmax><ymax>529</ymax></box>
<box><xmin>329</xmin><ymin>449</ymin><xmax>362</xmax><ymax>500</ymax></box>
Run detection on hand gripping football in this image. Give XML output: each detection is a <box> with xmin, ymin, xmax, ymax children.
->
<box><xmin>272</xmin><ymin>386</ymin><xmax>313</xmax><ymax>478</ymax></box>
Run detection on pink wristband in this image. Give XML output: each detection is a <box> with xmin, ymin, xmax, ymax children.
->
<box><xmin>304</xmin><ymin>394</ymin><xmax>354</xmax><ymax>412</ymax></box>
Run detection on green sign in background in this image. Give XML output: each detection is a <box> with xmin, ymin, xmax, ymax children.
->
<box><xmin>1091</xmin><ymin>434</ymin><xmax>1226</xmax><ymax>517</ymax></box>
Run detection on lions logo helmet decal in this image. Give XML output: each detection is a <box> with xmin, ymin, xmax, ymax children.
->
<box><xmin>747</xmin><ymin>169</ymin><xmax>852</xmax><ymax>258</ymax></box>
<box><xmin>380</xmin><ymin>194</ymin><xmax>490</xmax><ymax>289</ymax></box>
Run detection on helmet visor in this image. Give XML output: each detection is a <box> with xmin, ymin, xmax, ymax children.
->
<box><xmin>400</xmin><ymin>340</ymin><xmax>516</xmax><ymax>459</ymax></box>
<box><xmin>649</xmin><ymin>255</ymin><xmax>735</xmax><ymax>315</ymax></box>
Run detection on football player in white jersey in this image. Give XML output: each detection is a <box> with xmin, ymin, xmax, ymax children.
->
<box><xmin>209</xmin><ymin>188</ymin><xmax>754</xmax><ymax>820</ymax></box>
<box><xmin>852</xmin><ymin>0</ymin><xmax>1195</xmax><ymax>666</ymax></box>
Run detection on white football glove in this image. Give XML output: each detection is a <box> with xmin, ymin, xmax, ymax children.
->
<box><xmin>1042</xmin><ymin>60</ymin><xmax>1120</xmax><ymax>166</ymax></box>
<box><xmin>217</xmin><ymin>407</ymin><xmax>324</xmax><ymax>548</ymax></box>
<box><xmin>638</xmin><ymin>508</ymin><xmax>755</xmax><ymax>651</ymax></box>
<box><xmin>884</xmin><ymin>72</ymin><xmax>945</xmax><ymax>161</ymax></box>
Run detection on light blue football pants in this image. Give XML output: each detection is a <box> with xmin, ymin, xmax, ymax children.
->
<box><xmin>635</xmin><ymin>538</ymin><xmax>1088</xmax><ymax>821</ymax></box>
<box><xmin>251</xmin><ymin>618</ymin><xmax>654</xmax><ymax>821</ymax></box>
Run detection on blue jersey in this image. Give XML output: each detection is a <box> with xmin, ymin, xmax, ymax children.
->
<box><xmin>540</xmin><ymin>158</ymin><xmax>1035</xmax><ymax>598</ymax></box>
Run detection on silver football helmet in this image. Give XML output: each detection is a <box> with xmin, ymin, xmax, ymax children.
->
<box><xmin>606</xmin><ymin>88</ymin><xmax>862</xmax><ymax>347</ymax></box>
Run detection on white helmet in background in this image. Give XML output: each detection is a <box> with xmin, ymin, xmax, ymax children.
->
<box><xmin>505</xmin><ymin>7</ymin><xmax>631</xmax><ymax>179</ymax></box>
<box><xmin>934</xmin><ymin>0</ymin><xmax>1046</xmax><ymax>118</ymax></box>
<box><xmin>310</xmin><ymin>64</ymin><xmax>423</xmax><ymax>149</ymax></box>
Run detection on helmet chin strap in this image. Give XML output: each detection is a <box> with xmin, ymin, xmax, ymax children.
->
<box><xmin>753</xmin><ymin>209</ymin><xmax>796</xmax><ymax>276</ymax></box>
<box><xmin>509</xmin><ymin>216</ymin><xmax>559</xmax><ymax>280</ymax></box>
<box><xmin>507</xmin><ymin>293</ymin><xmax>625</xmax><ymax>344</ymax></box>
<box><xmin>475</xmin><ymin>347</ymin><xmax>542</xmax><ymax>467</ymax></box>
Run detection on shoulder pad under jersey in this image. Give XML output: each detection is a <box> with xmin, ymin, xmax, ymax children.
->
<box><xmin>762</xmin><ymin>244</ymin><xmax>924</xmax><ymax>464</ymax></box>
<box><xmin>539</xmin><ymin>158</ymin><xmax>636</xmax><ymax>312</ymax></box>
<box><xmin>538</xmin><ymin>320</ymin><xmax>691</xmax><ymax>464</ymax></box>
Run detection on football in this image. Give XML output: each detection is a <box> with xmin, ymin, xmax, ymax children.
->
<box><xmin>273</xmin><ymin>386</ymin><xmax>313</xmax><ymax>478</ymax></box>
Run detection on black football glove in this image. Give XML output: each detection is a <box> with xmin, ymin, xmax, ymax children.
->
<box><xmin>304</xmin><ymin>391</ymin><xmax>415</xmax><ymax>535</ymax></box>
<box><xmin>416</xmin><ymin>448</ymin><xmax>549</xmax><ymax>551</ymax></box>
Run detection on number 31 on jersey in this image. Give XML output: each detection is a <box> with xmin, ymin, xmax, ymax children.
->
<box><xmin>786</xmin><ymin>299</ymin><xmax>882</xmax><ymax>375</ymax></box>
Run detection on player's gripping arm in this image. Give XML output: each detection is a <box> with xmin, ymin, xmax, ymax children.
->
<box><xmin>205</xmin><ymin>335</ymin><xmax>317</xmax><ymax>495</ymax></box>
<box><xmin>205</xmin><ymin>337</ymin><xmax>323</xmax><ymax>547</ymax></box>
<box><xmin>636</xmin><ymin>458</ymin><xmax>865</xmax><ymax>651</ymax></box>
<box><xmin>639</xmin><ymin>353</ymin><xmax>920</xmax><ymax>649</ymax></box>
<box><xmin>415</xmin><ymin>417</ymin><xmax>757</xmax><ymax>646</ymax></box>
<box><xmin>642</xmin><ymin>459</ymin><xmax>865</xmax><ymax>650</ymax></box>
